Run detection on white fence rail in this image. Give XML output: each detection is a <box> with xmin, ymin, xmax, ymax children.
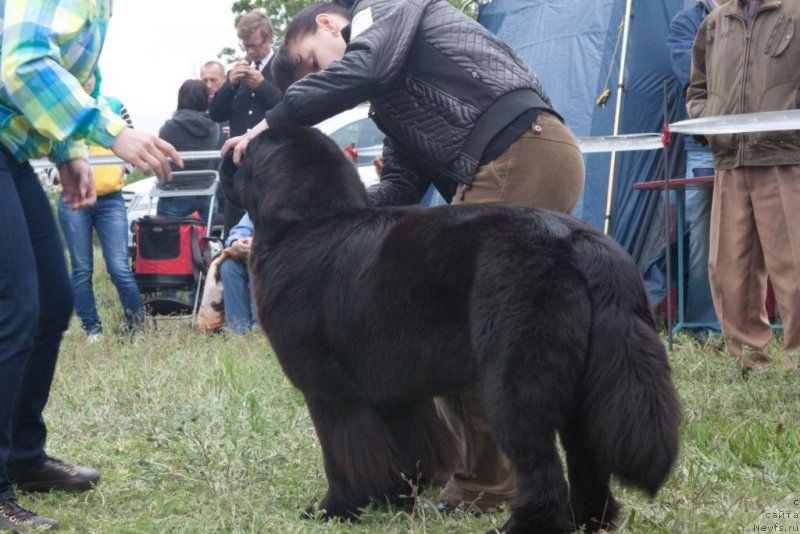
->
<box><xmin>28</xmin><ymin>110</ymin><xmax>800</xmax><ymax>169</ymax></box>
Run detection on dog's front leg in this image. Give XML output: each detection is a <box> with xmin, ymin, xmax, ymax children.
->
<box><xmin>304</xmin><ymin>397</ymin><xmax>372</xmax><ymax>521</ymax></box>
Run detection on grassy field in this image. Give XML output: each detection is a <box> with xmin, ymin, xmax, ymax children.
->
<box><xmin>16</xmin><ymin>250</ymin><xmax>800</xmax><ymax>533</ymax></box>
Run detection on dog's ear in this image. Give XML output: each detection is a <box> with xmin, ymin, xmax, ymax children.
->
<box><xmin>236</xmin><ymin>131</ymin><xmax>302</xmax><ymax>243</ymax></box>
<box><xmin>218</xmin><ymin>151</ymin><xmax>243</xmax><ymax>209</ymax></box>
<box><xmin>255</xmin><ymin>137</ymin><xmax>303</xmax><ymax>242</ymax></box>
<box><xmin>240</xmin><ymin>127</ymin><xmax>372</xmax><ymax>243</ymax></box>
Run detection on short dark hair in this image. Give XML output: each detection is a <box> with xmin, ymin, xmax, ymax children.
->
<box><xmin>285</xmin><ymin>2</ymin><xmax>349</xmax><ymax>43</ymax></box>
<box><xmin>201</xmin><ymin>60</ymin><xmax>225</xmax><ymax>75</ymax></box>
<box><xmin>177</xmin><ymin>79</ymin><xmax>209</xmax><ymax>112</ymax></box>
<box><xmin>272</xmin><ymin>46</ymin><xmax>303</xmax><ymax>94</ymax></box>
<box><xmin>272</xmin><ymin>2</ymin><xmax>350</xmax><ymax>93</ymax></box>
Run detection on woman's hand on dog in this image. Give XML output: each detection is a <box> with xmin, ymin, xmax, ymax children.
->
<box><xmin>111</xmin><ymin>128</ymin><xmax>183</xmax><ymax>180</ymax></box>
<box><xmin>227</xmin><ymin>237</ymin><xmax>252</xmax><ymax>261</ymax></box>
<box><xmin>221</xmin><ymin>119</ymin><xmax>269</xmax><ymax>165</ymax></box>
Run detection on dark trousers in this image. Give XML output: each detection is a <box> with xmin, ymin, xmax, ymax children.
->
<box><xmin>0</xmin><ymin>148</ymin><xmax>73</xmax><ymax>499</ymax></box>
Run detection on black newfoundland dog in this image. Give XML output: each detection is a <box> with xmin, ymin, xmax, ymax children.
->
<box><xmin>220</xmin><ymin>127</ymin><xmax>681</xmax><ymax>533</ymax></box>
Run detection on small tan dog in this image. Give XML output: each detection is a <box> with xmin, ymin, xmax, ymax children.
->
<box><xmin>195</xmin><ymin>250</ymin><xmax>230</xmax><ymax>333</ymax></box>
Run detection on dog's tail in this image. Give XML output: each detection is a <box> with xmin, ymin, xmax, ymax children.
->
<box><xmin>574</xmin><ymin>232</ymin><xmax>682</xmax><ymax>496</ymax></box>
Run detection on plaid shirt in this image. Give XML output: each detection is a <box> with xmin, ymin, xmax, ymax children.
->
<box><xmin>0</xmin><ymin>0</ymin><xmax>126</xmax><ymax>164</ymax></box>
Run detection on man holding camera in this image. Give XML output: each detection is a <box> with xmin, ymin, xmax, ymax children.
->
<box><xmin>209</xmin><ymin>11</ymin><xmax>281</xmax><ymax>233</ymax></box>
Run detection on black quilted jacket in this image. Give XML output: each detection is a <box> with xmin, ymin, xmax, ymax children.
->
<box><xmin>266</xmin><ymin>0</ymin><xmax>554</xmax><ymax>205</ymax></box>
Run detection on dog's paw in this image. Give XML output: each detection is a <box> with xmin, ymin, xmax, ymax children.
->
<box><xmin>302</xmin><ymin>502</ymin><xmax>361</xmax><ymax>522</ymax></box>
<box><xmin>301</xmin><ymin>504</ymin><xmax>322</xmax><ymax>521</ymax></box>
<box><xmin>491</xmin><ymin>514</ymin><xmax>575</xmax><ymax>533</ymax></box>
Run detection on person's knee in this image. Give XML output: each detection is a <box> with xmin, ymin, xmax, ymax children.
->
<box><xmin>0</xmin><ymin>299</ymin><xmax>40</xmax><ymax>359</ymax></box>
<box><xmin>220</xmin><ymin>257</ymin><xmax>246</xmax><ymax>281</ymax></box>
<box><xmin>219</xmin><ymin>258</ymin><xmax>233</xmax><ymax>278</ymax></box>
<box><xmin>14</xmin><ymin>293</ymin><xmax>41</xmax><ymax>339</ymax></box>
<box><xmin>39</xmin><ymin>276</ymin><xmax>74</xmax><ymax>333</ymax></box>
<box><xmin>0</xmin><ymin>281</ymin><xmax>41</xmax><ymax>360</ymax></box>
<box><xmin>1</xmin><ymin>260</ymin><xmax>40</xmax><ymax>343</ymax></box>
<box><xmin>104</xmin><ymin>256</ymin><xmax>135</xmax><ymax>285</ymax></box>
<box><xmin>66</xmin><ymin>244</ymin><xmax>92</xmax><ymax>282</ymax></box>
<box><xmin>68</xmin><ymin>254</ymin><xmax>93</xmax><ymax>281</ymax></box>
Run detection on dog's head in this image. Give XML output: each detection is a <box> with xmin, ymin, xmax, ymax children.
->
<box><xmin>219</xmin><ymin>126</ymin><xmax>372</xmax><ymax>243</ymax></box>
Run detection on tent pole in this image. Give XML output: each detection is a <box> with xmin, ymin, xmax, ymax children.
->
<box><xmin>603</xmin><ymin>0</ymin><xmax>635</xmax><ymax>235</ymax></box>
<box><xmin>663</xmin><ymin>82</ymin><xmax>674</xmax><ymax>351</ymax></box>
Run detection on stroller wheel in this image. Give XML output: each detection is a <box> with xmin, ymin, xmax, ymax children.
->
<box><xmin>144</xmin><ymin>296</ymin><xmax>194</xmax><ymax>316</ymax></box>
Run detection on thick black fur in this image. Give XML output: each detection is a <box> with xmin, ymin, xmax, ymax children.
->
<box><xmin>220</xmin><ymin>127</ymin><xmax>682</xmax><ymax>533</ymax></box>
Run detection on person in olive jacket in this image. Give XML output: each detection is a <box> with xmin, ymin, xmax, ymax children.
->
<box><xmin>687</xmin><ymin>0</ymin><xmax>800</xmax><ymax>373</ymax></box>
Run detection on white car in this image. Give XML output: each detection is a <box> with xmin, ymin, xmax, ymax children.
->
<box><xmin>123</xmin><ymin>176</ymin><xmax>158</xmax><ymax>247</ymax></box>
<box><xmin>124</xmin><ymin>104</ymin><xmax>386</xmax><ymax>244</ymax></box>
<box><xmin>123</xmin><ymin>176</ymin><xmax>157</xmax><ymax>215</ymax></box>
<box><xmin>313</xmin><ymin>104</ymin><xmax>384</xmax><ymax>187</ymax></box>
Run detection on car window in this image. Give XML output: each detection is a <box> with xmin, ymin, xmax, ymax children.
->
<box><xmin>329</xmin><ymin>118</ymin><xmax>384</xmax><ymax>151</ymax></box>
<box><xmin>357</xmin><ymin>120</ymin><xmax>384</xmax><ymax>148</ymax></box>
<box><xmin>356</xmin><ymin>145</ymin><xmax>382</xmax><ymax>168</ymax></box>
<box><xmin>128</xmin><ymin>193</ymin><xmax>156</xmax><ymax>216</ymax></box>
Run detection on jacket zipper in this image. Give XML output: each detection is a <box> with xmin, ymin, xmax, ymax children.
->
<box><xmin>736</xmin><ymin>12</ymin><xmax>750</xmax><ymax>168</ymax></box>
<box><xmin>734</xmin><ymin>3</ymin><xmax>778</xmax><ymax>167</ymax></box>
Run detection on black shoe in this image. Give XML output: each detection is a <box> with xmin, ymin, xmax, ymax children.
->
<box><xmin>12</xmin><ymin>457</ymin><xmax>99</xmax><ymax>493</ymax></box>
<box><xmin>0</xmin><ymin>499</ymin><xmax>59</xmax><ymax>531</ymax></box>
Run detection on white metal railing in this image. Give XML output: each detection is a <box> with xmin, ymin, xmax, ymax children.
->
<box><xmin>27</xmin><ymin>109</ymin><xmax>800</xmax><ymax>169</ymax></box>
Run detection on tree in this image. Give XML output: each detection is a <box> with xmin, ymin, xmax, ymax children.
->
<box><xmin>220</xmin><ymin>0</ymin><xmax>481</xmax><ymax>62</ymax></box>
<box><xmin>231</xmin><ymin>0</ymin><xmax>309</xmax><ymax>38</ymax></box>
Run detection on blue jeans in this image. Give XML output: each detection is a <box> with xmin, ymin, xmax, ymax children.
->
<box><xmin>157</xmin><ymin>196</ymin><xmax>212</xmax><ymax>222</ymax></box>
<box><xmin>0</xmin><ymin>147</ymin><xmax>73</xmax><ymax>500</ymax></box>
<box><xmin>58</xmin><ymin>191</ymin><xmax>145</xmax><ymax>334</ymax></box>
<box><xmin>421</xmin><ymin>184</ymin><xmax>447</xmax><ymax>207</ymax></box>
<box><xmin>685</xmin><ymin>150</ymin><xmax>719</xmax><ymax>329</ymax></box>
<box><xmin>219</xmin><ymin>257</ymin><xmax>256</xmax><ymax>334</ymax></box>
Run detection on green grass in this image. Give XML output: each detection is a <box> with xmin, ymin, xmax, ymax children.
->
<box><xmin>19</xmin><ymin>248</ymin><xmax>800</xmax><ymax>532</ymax></box>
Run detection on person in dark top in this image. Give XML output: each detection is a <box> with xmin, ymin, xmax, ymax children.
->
<box><xmin>224</xmin><ymin>0</ymin><xmax>585</xmax><ymax>514</ymax></box>
<box><xmin>209</xmin><ymin>11</ymin><xmax>282</xmax><ymax>234</ymax></box>
<box><xmin>200</xmin><ymin>60</ymin><xmax>230</xmax><ymax>146</ymax></box>
<box><xmin>157</xmin><ymin>79</ymin><xmax>220</xmax><ymax>221</ymax></box>
<box><xmin>667</xmin><ymin>0</ymin><xmax>720</xmax><ymax>338</ymax></box>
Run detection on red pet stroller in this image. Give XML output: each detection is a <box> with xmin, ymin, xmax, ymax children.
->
<box><xmin>130</xmin><ymin>170</ymin><xmax>222</xmax><ymax>323</ymax></box>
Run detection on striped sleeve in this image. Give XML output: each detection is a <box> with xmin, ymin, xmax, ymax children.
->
<box><xmin>118</xmin><ymin>103</ymin><xmax>134</xmax><ymax>129</ymax></box>
<box><xmin>1</xmin><ymin>0</ymin><xmax>126</xmax><ymax>163</ymax></box>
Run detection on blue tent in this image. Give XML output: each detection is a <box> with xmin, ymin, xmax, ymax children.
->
<box><xmin>478</xmin><ymin>0</ymin><xmax>693</xmax><ymax>305</ymax></box>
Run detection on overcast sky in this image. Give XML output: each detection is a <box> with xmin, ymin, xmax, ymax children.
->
<box><xmin>99</xmin><ymin>0</ymin><xmax>238</xmax><ymax>134</ymax></box>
